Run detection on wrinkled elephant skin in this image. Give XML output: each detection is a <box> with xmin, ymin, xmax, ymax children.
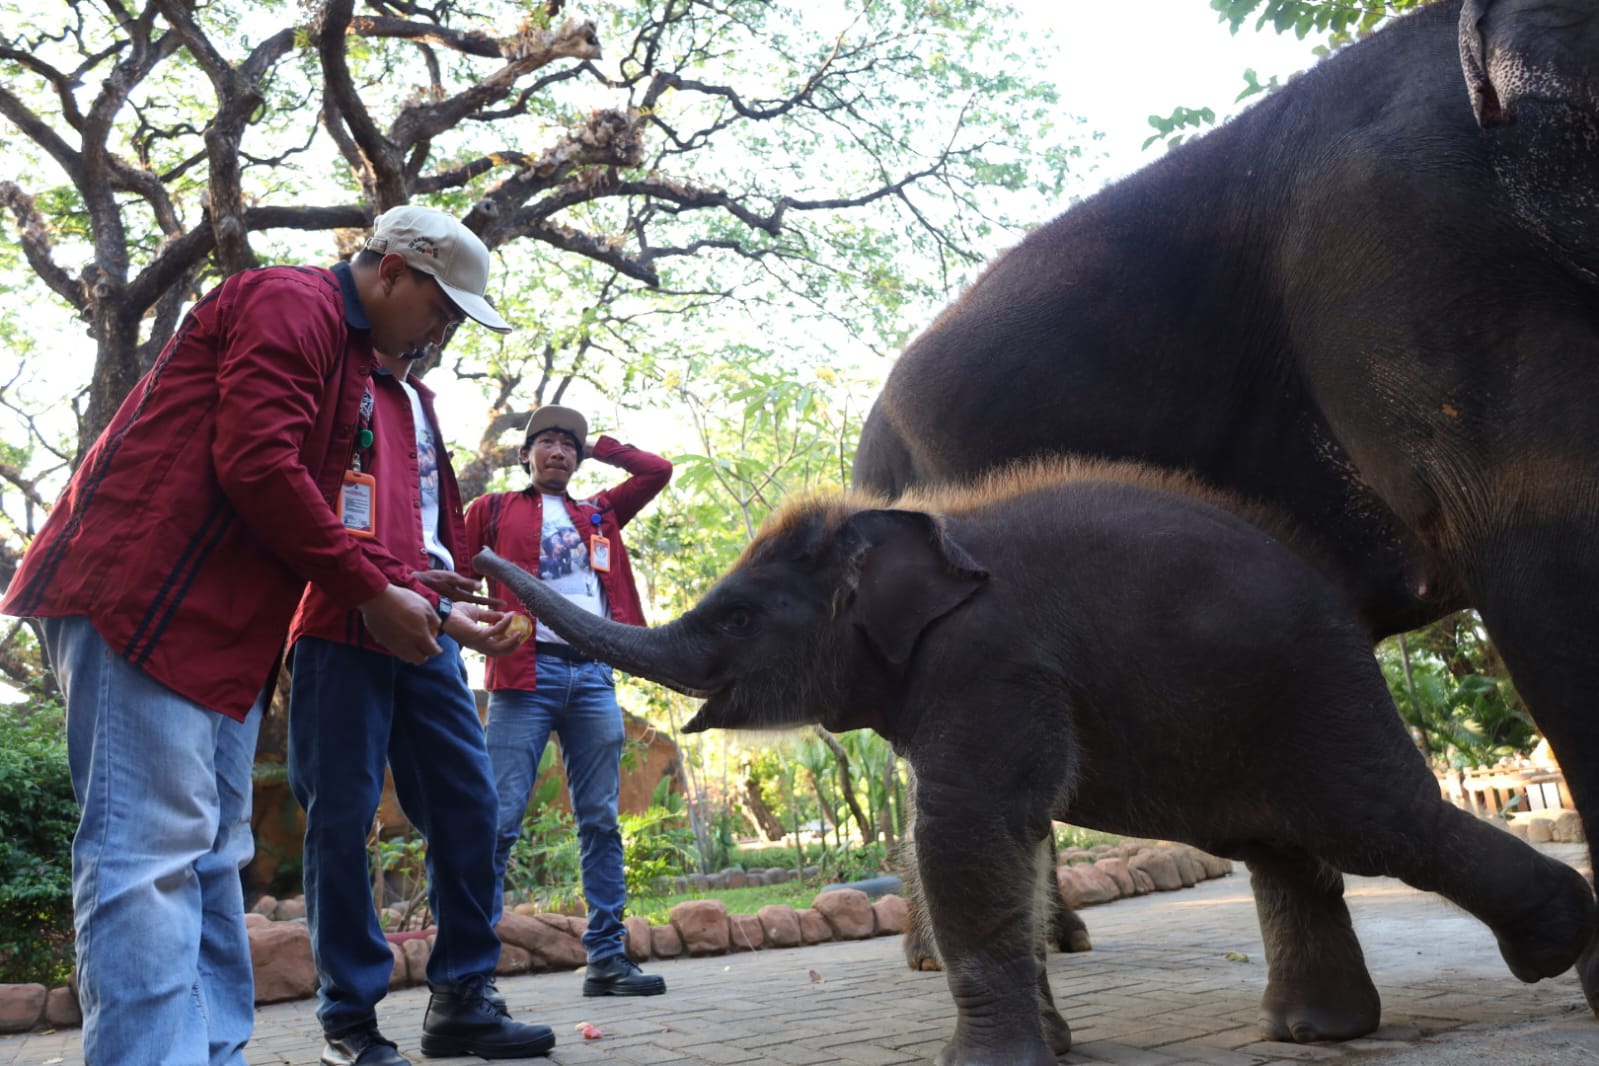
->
<box><xmin>854</xmin><ymin>0</ymin><xmax>1599</xmax><ymax>1013</ymax></box>
<box><xmin>474</xmin><ymin>460</ymin><xmax>1596</xmax><ymax>1066</ymax></box>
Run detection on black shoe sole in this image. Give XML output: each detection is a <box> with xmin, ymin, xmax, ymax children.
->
<box><xmin>583</xmin><ymin>979</ymin><xmax>667</xmax><ymax>997</ymax></box>
<box><xmin>419</xmin><ymin>1031</ymin><xmax>555</xmax><ymax>1059</ymax></box>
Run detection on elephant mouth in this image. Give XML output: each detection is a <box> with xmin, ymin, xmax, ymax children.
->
<box><xmin>661</xmin><ymin>678</ymin><xmax>718</xmax><ymax>701</ymax></box>
<box><xmin>680</xmin><ymin>688</ymin><xmax>739</xmax><ymax>732</ymax></box>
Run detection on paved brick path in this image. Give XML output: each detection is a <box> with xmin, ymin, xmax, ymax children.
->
<box><xmin>6</xmin><ymin>844</ymin><xmax>1598</xmax><ymax>1065</ymax></box>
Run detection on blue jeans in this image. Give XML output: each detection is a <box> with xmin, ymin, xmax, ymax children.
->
<box><xmin>43</xmin><ymin>615</ymin><xmax>261</xmax><ymax>1066</ymax></box>
<box><xmin>486</xmin><ymin>657</ymin><xmax>627</xmax><ymax>961</ymax></box>
<box><xmin>287</xmin><ymin>635</ymin><xmax>501</xmax><ymax>1036</ymax></box>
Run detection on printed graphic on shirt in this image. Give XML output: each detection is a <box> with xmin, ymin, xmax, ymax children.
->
<box><xmin>398</xmin><ymin>377</ymin><xmax>452</xmax><ymax>571</ymax></box>
<box><xmin>536</xmin><ymin>495</ymin><xmax>607</xmax><ymax>643</ymax></box>
<box><xmin>417</xmin><ymin>414</ymin><xmax>440</xmax><ymax>500</ymax></box>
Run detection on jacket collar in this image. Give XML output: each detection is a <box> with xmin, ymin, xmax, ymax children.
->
<box><xmin>332</xmin><ymin>261</ymin><xmax>371</xmax><ymax>332</ymax></box>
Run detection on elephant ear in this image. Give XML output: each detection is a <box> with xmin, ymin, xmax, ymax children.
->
<box><xmin>840</xmin><ymin>509</ymin><xmax>989</xmax><ymax>666</ymax></box>
<box><xmin>1459</xmin><ymin>0</ymin><xmax>1509</xmax><ymax>127</ymax></box>
<box><xmin>1459</xmin><ymin>0</ymin><xmax>1596</xmax><ymax>127</ymax></box>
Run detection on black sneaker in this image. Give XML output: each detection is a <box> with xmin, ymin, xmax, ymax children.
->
<box><xmin>420</xmin><ymin>973</ymin><xmax>555</xmax><ymax>1059</ymax></box>
<box><xmin>320</xmin><ymin>1024</ymin><xmax>411</xmax><ymax>1066</ymax></box>
<box><xmin>583</xmin><ymin>954</ymin><xmax>667</xmax><ymax>997</ymax></box>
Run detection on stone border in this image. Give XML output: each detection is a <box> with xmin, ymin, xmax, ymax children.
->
<box><xmin>1506</xmin><ymin>808</ymin><xmax>1585</xmax><ymax>845</ymax></box>
<box><xmin>0</xmin><ymin>841</ymin><xmax>1233</xmax><ymax>1033</ymax></box>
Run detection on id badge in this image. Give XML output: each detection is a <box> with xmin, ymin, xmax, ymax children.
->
<box><xmin>590</xmin><ymin>534</ymin><xmax>612</xmax><ymax>572</ymax></box>
<box><xmin>339</xmin><ymin>470</ymin><xmax>377</xmax><ymax>538</ymax></box>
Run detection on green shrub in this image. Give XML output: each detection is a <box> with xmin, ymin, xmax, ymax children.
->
<box><xmin>502</xmin><ymin>745</ymin><xmax>583</xmax><ymax>913</ymax></box>
<box><xmin>620</xmin><ymin>803</ymin><xmax>697</xmax><ymax>913</ymax></box>
<box><xmin>728</xmin><ymin>840</ymin><xmax>828</xmax><ymax>871</ymax></box>
<box><xmin>0</xmin><ymin>697</ymin><xmax>77</xmax><ymax>985</ymax></box>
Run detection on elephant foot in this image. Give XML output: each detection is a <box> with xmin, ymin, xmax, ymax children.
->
<box><xmin>1491</xmin><ymin>861</ymin><xmax>1593</xmax><ymax>983</ymax></box>
<box><xmin>1581</xmin><ymin>937</ymin><xmax>1599</xmax><ymax>1015</ymax></box>
<box><xmin>935</xmin><ymin>1035</ymin><xmax>1057</xmax><ymax>1066</ymax></box>
<box><xmin>1258</xmin><ymin>973</ymin><xmax>1380</xmax><ymax>1043</ymax></box>
<box><xmin>905</xmin><ymin>927</ymin><xmax>943</xmax><ymax>971</ymax></box>
<box><xmin>1054</xmin><ymin>906</ymin><xmax>1092</xmax><ymax>953</ymax></box>
<box><xmin>1041</xmin><ymin>1002</ymin><xmax>1072</xmax><ymax>1055</ymax></box>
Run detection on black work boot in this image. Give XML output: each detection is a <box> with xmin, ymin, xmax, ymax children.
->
<box><xmin>483</xmin><ymin>975</ymin><xmax>507</xmax><ymax>1014</ymax></box>
<box><xmin>420</xmin><ymin>974</ymin><xmax>555</xmax><ymax>1059</ymax></box>
<box><xmin>320</xmin><ymin>1023</ymin><xmax>411</xmax><ymax>1066</ymax></box>
<box><xmin>583</xmin><ymin>954</ymin><xmax>667</xmax><ymax>997</ymax></box>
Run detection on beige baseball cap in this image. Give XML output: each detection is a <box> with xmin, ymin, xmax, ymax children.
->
<box><xmin>365</xmin><ymin>205</ymin><xmax>513</xmax><ymax>334</ymax></box>
<box><xmin>524</xmin><ymin>405</ymin><xmax>589</xmax><ymax>456</ymax></box>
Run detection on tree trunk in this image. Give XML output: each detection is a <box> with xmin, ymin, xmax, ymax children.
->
<box><xmin>84</xmin><ymin>306</ymin><xmax>144</xmax><ymax>463</ymax></box>
<box><xmin>815</xmin><ymin>727</ymin><xmax>875</xmax><ymax>846</ymax></box>
<box><xmin>740</xmin><ymin>773</ymin><xmax>787</xmax><ymax>842</ymax></box>
<box><xmin>878</xmin><ymin>757</ymin><xmax>898</xmax><ymax>847</ymax></box>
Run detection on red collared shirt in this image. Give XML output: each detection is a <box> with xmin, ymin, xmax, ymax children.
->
<box><xmin>1</xmin><ymin>264</ymin><xmax>410</xmax><ymax>719</ymax></box>
<box><xmin>464</xmin><ymin>436</ymin><xmax>671</xmax><ymax>691</ymax></box>
<box><xmin>287</xmin><ymin>369</ymin><xmax>467</xmax><ymax>652</ymax></box>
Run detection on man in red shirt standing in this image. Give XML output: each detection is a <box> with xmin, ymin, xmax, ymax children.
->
<box><xmin>465</xmin><ymin>405</ymin><xmax>672</xmax><ymax>997</ymax></box>
<box><xmin>1</xmin><ymin>206</ymin><xmax>504</xmax><ymax>1065</ymax></box>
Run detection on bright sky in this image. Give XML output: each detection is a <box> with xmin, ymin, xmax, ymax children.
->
<box><xmin>510</xmin><ymin>0</ymin><xmax>1328</xmax><ymax>468</ymax></box>
<box><xmin>0</xmin><ymin>2</ymin><xmax>1327</xmax><ymax>700</ymax></box>
<box><xmin>1027</xmin><ymin>0</ymin><xmax>1323</xmax><ymax>184</ymax></box>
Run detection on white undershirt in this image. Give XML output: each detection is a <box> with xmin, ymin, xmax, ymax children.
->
<box><xmin>397</xmin><ymin>377</ymin><xmax>453</xmax><ymax>571</ymax></box>
<box><xmin>534</xmin><ymin>493</ymin><xmax>608</xmax><ymax>643</ymax></box>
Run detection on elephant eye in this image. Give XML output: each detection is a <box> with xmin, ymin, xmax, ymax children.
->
<box><xmin>721</xmin><ymin>606</ymin><xmax>754</xmax><ymax>634</ymax></box>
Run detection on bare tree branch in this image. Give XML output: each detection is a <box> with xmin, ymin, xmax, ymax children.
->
<box><xmin>0</xmin><ymin>182</ymin><xmax>86</xmax><ymax>312</ymax></box>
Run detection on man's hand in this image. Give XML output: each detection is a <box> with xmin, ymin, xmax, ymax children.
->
<box><xmin>359</xmin><ymin>585</ymin><xmax>441</xmax><ymax>664</ymax></box>
<box><xmin>444</xmin><ymin>603</ymin><xmax>529</xmax><ymax>658</ymax></box>
<box><xmin>412</xmin><ymin>568</ymin><xmax>502</xmax><ymax>607</ymax></box>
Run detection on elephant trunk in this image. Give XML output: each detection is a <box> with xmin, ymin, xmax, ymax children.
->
<box><xmin>474</xmin><ymin>547</ymin><xmax>713</xmax><ymax>696</ymax></box>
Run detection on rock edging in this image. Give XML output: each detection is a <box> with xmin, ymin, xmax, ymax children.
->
<box><xmin>0</xmin><ymin>841</ymin><xmax>1232</xmax><ymax>1033</ymax></box>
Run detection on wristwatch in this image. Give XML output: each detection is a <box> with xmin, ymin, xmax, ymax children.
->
<box><xmin>436</xmin><ymin>597</ymin><xmax>454</xmax><ymax>625</ymax></box>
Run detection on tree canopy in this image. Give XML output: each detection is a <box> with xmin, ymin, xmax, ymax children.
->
<box><xmin>0</xmin><ymin>0</ymin><xmax>1083</xmax><ymax>691</ymax></box>
<box><xmin>4</xmin><ymin>0</ymin><xmax>1533</xmax><ymax>779</ymax></box>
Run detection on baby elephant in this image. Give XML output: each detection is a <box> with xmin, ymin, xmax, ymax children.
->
<box><xmin>475</xmin><ymin>459</ymin><xmax>1595</xmax><ymax>1066</ymax></box>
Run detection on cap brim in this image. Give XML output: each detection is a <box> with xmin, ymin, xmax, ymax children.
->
<box><xmin>436</xmin><ymin>278</ymin><xmax>513</xmax><ymax>334</ymax></box>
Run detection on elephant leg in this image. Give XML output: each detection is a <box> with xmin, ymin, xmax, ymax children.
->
<box><xmin>1031</xmin><ymin>838</ymin><xmax>1072</xmax><ymax>1055</ymax></box>
<box><xmin>1045</xmin><ymin>833</ymin><xmax>1091</xmax><ymax>953</ymax></box>
<box><xmin>1469</xmin><ymin>528</ymin><xmax>1599</xmax><ymax>1011</ymax></box>
<box><xmin>1246</xmin><ymin>847</ymin><xmax>1381</xmax><ymax>1043</ymax></box>
<box><xmin>1314</xmin><ymin>777</ymin><xmax>1593</xmax><ymax>987</ymax></box>
<box><xmin>1051</xmin><ymin>887</ymin><xmax>1092</xmax><ymax>953</ymax></box>
<box><xmin>896</xmin><ymin>835</ymin><xmax>944</xmax><ymax>972</ymax></box>
<box><xmin>916</xmin><ymin>789</ymin><xmax>1059</xmax><ymax>1066</ymax></box>
<box><xmin>1282</xmin><ymin>655</ymin><xmax>1593</xmax><ymax>990</ymax></box>
<box><xmin>901</xmin><ymin>827</ymin><xmax>1072</xmax><ymax>1053</ymax></box>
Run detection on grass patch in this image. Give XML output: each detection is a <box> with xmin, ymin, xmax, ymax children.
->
<box><xmin>1056</xmin><ymin>825</ymin><xmax>1126</xmax><ymax>853</ymax></box>
<box><xmin>630</xmin><ymin>878</ymin><xmax>828</xmax><ymax>926</ymax></box>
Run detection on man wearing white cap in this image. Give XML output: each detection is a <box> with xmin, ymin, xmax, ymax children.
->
<box><xmin>286</xmin><ymin>206</ymin><xmax>561</xmax><ymax>1065</ymax></box>
<box><xmin>1</xmin><ymin>204</ymin><xmax>513</xmax><ymax>1065</ymax></box>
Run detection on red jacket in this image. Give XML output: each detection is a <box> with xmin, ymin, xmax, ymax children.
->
<box><xmin>0</xmin><ymin>264</ymin><xmax>420</xmax><ymax>720</ymax></box>
<box><xmin>288</xmin><ymin>368</ymin><xmax>463</xmax><ymax>651</ymax></box>
<box><xmin>464</xmin><ymin>436</ymin><xmax>671</xmax><ymax>691</ymax></box>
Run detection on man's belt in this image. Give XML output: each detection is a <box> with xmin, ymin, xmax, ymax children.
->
<box><xmin>534</xmin><ymin>641</ymin><xmax>597</xmax><ymax>664</ymax></box>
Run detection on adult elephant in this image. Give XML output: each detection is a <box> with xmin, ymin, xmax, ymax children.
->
<box><xmin>853</xmin><ymin>0</ymin><xmax>1599</xmax><ymax>1007</ymax></box>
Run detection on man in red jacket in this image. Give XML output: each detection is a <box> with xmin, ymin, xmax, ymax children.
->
<box><xmin>0</xmin><ymin>205</ymin><xmax>506</xmax><ymax>1066</ymax></box>
<box><xmin>465</xmin><ymin>405</ymin><xmax>672</xmax><ymax>997</ymax></box>
<box><xmin>285</xmin><ymin>209</ymin><xmax>556</xmax><ymax>1066</ymax></box>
